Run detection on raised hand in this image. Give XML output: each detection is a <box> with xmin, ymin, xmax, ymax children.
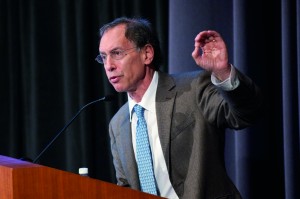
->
<box><xmin>192</xmin><ymin>30</ymin><xmax>230</xmax><ymax>81</ymax></box>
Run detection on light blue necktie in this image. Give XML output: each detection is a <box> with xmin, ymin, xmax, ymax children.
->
<box><xmin>134</xmin><ymin>104</ymin><xmax>157</xmax><ymax>195</ymax></box>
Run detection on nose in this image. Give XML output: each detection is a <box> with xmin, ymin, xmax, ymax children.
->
<box><xmin>104</xmin><ymin>55</ymin><xmax>116</xmax><ymax>72</ymax></box>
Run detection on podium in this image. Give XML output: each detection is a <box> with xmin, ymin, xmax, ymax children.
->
<box><xmin>0</xmin><ymin>155</ymin><xmax>164</xmax><ymax>199</ymax></box>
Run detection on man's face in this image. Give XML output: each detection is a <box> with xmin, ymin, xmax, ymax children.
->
<box><xmin>99</xmin><ymin>25</ymin><xmax>147</xmax><ymax>93</ymax></box>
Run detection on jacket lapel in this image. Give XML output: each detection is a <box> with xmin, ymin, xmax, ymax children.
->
<box><xmin>118</xmin><ymin>107</ymin><xmax>140</xmax><ymax>188</ymax></box>
<box><xmin>155</xmin><ymin>72</ymin><xmax>176</xmax><ymax>170</ymax></box>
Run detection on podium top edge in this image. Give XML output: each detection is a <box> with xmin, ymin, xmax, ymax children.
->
<box><xmin>0</xmin><ymin>155</ymin><xmax>41</xmax><ymax>168</ymax></box>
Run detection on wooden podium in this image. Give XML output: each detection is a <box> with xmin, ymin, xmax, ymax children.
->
<box><xmin>0</xmin><ymin>155</ymin><xmax>164</xmax><ymax>199</ymax></box>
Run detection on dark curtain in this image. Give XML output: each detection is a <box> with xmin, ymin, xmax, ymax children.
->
<box><xmin>1</xmin><ymin>0</ymin><xmax>299</xmax><ymax>199</ymax></box>
<box><xmin>0</xmin><ymin>0</ymin><xmax>168</xmax><ymax>183</ymax></box>
<box><xmin>169</xmin><ymin>0</ymin><xmax>299</xmax><ymax>199</ymax></box>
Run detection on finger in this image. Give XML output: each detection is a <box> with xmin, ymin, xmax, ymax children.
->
<box><xmin>192</xmin><ymin>45</ymin><xmax>201</xmax><ymax>60</ymax></box>
<box><xmin>195</xmin><ymin>31</ymin><xmax>211</xmax><ymax>47</ymax></box>
<box><xmin>198</xmin><ymin>30</ymin><xmax>221</xmax><ymax>44</ymax></box>
<box><xmin>194</xmin><ymin>33</ymin><xmax>202</xmax><ymax>46</ymax></box>
<box><xmin>206</xmin><ymin>30</ymin><xmax>221</xmax><ymax>37</ymax></box>
<box><xmin>208</xmin><ymin>36</ymin><xmax>216</xmax><ymax>42</ymax></box>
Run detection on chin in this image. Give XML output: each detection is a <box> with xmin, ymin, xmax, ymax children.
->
<box><xmin>114</xmin><ymin>87</ymin><xmax>126</xmax><ymax>93</ymax></box>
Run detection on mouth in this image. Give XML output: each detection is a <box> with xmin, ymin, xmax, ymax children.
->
<box><xmin>109</xmin><ymin>75</ymin><xmax>122</xmax><ymax>83</ymax></box>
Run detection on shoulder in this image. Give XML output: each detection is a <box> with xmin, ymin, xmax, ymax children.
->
<box><xmin>110</xmin><ymin>102</ymin><xmax>129</xmax><ymax>125</ymax></box>
<box><xmin>171</xmin><ymin>69</ymin><xmax>209</xmax><ymax>82</ymax></box>
<box><xmin>158</xmin><ymin>69</ymin><xmax>211</xmax><ymax>89</ymax></box>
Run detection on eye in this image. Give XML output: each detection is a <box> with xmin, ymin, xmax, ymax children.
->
<box><xmin>111</xmin><ymin>50</ymin><xmax>123</xmax><ymax>57</ymax></box>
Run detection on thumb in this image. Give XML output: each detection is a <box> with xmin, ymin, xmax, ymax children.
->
<box><xmin>192</xmin><ymin>46</ymin><xmax>202</xmax><ymax>63</ymax></box>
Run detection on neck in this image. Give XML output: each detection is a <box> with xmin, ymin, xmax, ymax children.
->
<box><xmin>128</xmin><ymin>69</ymin><xmax>155</xmax><ymax>103</ymax></box>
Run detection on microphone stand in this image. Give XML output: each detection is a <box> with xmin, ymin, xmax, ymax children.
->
<box><xmin>32</xmin><ymin>95</ymin><xmax>114</xmax><ymax>164</ymax></box>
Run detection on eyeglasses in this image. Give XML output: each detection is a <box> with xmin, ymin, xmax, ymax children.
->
<box><xmin>95</xmin><ymin>47</ymin><xmax>138</xmax><ymax>64</ymax></box>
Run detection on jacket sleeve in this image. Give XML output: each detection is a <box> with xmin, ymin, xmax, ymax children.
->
<box><xmin>198</xmin><ymin>69</ymin><xmax>263</xmax><ymax>129</ymax></box>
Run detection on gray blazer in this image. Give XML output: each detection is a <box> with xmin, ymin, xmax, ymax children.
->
<box><xmin>109</xmin><ymin>70</ymin><xmax>262</xmax><ymax>199</ymax></box>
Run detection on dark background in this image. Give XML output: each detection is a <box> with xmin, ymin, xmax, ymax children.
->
<box><xmin>0</xmin><ymin>0</ymin><xmax>299</xmax><ymax>198</ymax></box>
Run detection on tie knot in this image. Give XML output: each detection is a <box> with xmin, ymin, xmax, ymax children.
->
<box><xmin>133</xmin><ymin>104</ymin><xmax>145</xmax><ymax>119</ymax></box>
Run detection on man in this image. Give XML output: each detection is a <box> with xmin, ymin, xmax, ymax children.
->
<box><xmin>96</xmin><ymin>17</ymin><xmax>262</xmax><ymax>199</ymax></box>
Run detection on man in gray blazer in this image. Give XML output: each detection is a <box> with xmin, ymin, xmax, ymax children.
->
<box><xmin>96</xmin><ymin>17</ymin><xmax>262</xmax><ymax>199</ymax></box>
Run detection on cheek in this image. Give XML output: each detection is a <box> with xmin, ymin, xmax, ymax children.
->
<box><xmin>128</xmin><ymin>64</ymin><xmax>145</xmax><ymax>80</ymax></box>
<box><xmin>124</xmin><ymin>58</ymin><xmax>144</xmax><ymax>76</ymax></box>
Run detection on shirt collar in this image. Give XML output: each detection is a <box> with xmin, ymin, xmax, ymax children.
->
<box><xmin>128</xmin><ymin>71</ymin><xmax>158</xmax><ymax>121</ymax></box>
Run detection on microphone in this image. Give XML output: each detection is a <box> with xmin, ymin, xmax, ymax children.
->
<box><xmin>32</xmin><ymin>95</ymin><xmax>115</xmax><ymax>164</ymax></box>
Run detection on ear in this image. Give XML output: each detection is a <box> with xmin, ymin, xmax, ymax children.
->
<box><xmin>142</xmin><ymin>44</ymin><xmax>154</xmax><ymax>65</ymax></box>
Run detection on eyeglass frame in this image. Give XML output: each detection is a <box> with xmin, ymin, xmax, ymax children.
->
<box><xmin>95</xmin><ymin>47</ymin><xmax>139</xmax><ymax>64</ymax></box>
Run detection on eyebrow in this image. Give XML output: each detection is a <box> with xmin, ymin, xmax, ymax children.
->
<box><xmin>100</xmin><ymin>47</ymin><xmax>123</xmax><ymax>54</ymax></box>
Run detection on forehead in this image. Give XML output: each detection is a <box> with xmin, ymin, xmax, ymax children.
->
<box><xmin>99</xmin><ymin>24</ymin><xmax>131</xmax><ymax>52</ymax></box>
